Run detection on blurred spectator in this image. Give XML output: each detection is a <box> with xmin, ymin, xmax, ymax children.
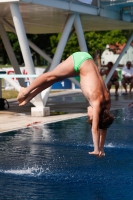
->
<box><xmin>122</xmin><ymin>61</ymin><xmax>133</xmax><ymax>94</ymax></box>
<box><xmin>100</xmin><ymin>62</ymin><xmax>119</xmax><ymax>96</ymax></box>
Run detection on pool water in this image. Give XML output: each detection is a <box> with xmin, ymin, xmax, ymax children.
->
<box><xmin>0</xmin><ymin>108</ymin><xmax>133</xmax><ymax>200</ymax></box>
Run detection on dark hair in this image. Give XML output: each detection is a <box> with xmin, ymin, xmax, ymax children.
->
<box><xmin>127</xmin><ymin>61</ymin><xmax>131</xmax><ymax>65</ymax></box>
<box><xmin>99</xmin><ymin>109</ymin><xmax>114</xmax><ymax>129</ymax></box>
<box><xmin>88</xmin><ymin>109</ymin><xmax>114</xmax><ymax>130</ymax></box>
<box><xmin>108</xmin><ymin>62</ymin><xmax>113</xmax><ymax>66</ymax></box>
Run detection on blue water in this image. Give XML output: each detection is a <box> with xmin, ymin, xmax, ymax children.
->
<box><xmin>0</xmin><ymin>108</ymin><xmax>133</xmax><ymax>200</ymax></box>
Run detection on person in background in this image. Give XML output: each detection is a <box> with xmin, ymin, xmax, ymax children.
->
<box><xmin>100</xmin><ymin>62</ymin><xmax>119</xmax><ymax>96</ymax></box>
<box><xmin>122</xmin><ymin>61</ymin><xmax>133</xmax><ymax>94</ymax></box>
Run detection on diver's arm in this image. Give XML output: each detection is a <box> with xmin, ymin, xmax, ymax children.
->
<box><xmin>89</xmin><ymin>102</ymin><xmax>101</xmax><ymax>156</ymax></box>
<box><xmin>99</xmin><ymin>129</ymin><xmax>107</xmax><ymax>157</ymax></box>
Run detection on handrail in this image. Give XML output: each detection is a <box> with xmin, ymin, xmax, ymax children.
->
<box><xmin>0</xmin><ymin>74</ymin><xmax>38</xmax><ymax>78</ymax></box>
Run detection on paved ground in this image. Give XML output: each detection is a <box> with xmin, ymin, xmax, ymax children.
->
<box><xmin>0</xmin><ymin>89</ymin><xmax>133</xmax><ymax>133</ymax></box>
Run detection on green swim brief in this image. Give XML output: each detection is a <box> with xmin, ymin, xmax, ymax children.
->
<box><xmin>72</xmin><ymin>52</ymin><xmax>93</xmax><ymax>73</ymax></box>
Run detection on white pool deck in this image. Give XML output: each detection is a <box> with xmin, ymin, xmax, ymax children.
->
<box><xmin>0</xmin><ymin>89</ymin><xmax>133</xmax><ymax>133</ymax></box>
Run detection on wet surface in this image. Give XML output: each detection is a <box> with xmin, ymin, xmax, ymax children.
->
<box><xmin>0</xmin><ymin>107</ymin><xmax>133</xmax><ymax>199</ymax></box>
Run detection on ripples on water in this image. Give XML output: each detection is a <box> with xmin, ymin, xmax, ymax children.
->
<box><xmin>0</xmin><ymin>108</ymin><xmax>133</xmax><ymax>200</ymax></box>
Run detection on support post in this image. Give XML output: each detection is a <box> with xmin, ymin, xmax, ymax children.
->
<box><xmin>74</xmin><ymin>14</ymin><xmax>88</xmax><ymax>52</ymax></box>
<box><xmin>0</xmin><ymin>22</ymin><xmax>25</xmax><ymax>87</ymax></box>
<box><xmin>49</xmin><ymin>14</ymin><xmax>76</xmax><ymax>71</ymax></box>
<box><xmin>72</xmin><ymin>14</ymin><xmax>88</xmax><ymax>89</ymax></box>
<box><xmin>41</xmin><ymin>14</ymin><xmax>76</xmax><ymax>105</ymax></box>
<box><xmin>10</xmin><ymin>2</ymin><xmax>43</xmax><ymax>107</ymax></box>
<box><xmin>105</xmin><ymin>33</ymin><xmax>133</xmax><ymax>85</ymax></box>
<box><xmin>1</xmin><ymin>18</ymin><xmax>80</xmax><ymax>89</ymax></box>
<box><xmin>0</xmin><ymin>18</ymin><xmax>52</xmax><ymax>64</ymax></box>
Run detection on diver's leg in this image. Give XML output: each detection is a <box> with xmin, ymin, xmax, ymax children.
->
<box><xmin>17</xmin><ymin>55</ymin><xmax>77</xmax><ymax>103</ymax></box>
<box><xmin>18</xmin><ymin>77</ymin><xmax>65</xmax><ymax>106</ymax></box>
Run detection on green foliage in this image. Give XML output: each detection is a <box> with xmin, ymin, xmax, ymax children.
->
<box><xmin>8</xmin><ymin>32</ymin><xmax>20</xmax><ymax>52</ymax></box>
<box><xmin>50</xmin><ymin>33</ymin><xmax>80</xmax><ymax>60</ymax></box>
<box><xmin>85</xmin><ymin>30</ymin><xmax>128</xmax><ymax>55</ymax></box>
<box><xmin>0</xmin><ymin>33</ymin><xmax>53</xmax><ymax>65</ymax></box>
<box><xmin>62</xmin><ymin>34</ymin><xmax>80</xmax><ymax>59</ymax></box>
<box><xmin>50</xmin><ymin>34</ymin><xmax>59</xmax><ymax>55</ymax></box>
<box><xmin>0</xmin><ymin>30</ymin><xmax>133</xmax><ymax>64</ymax></box>
<box><xmin>27</xmin><ymin>34</ymin><xmax>52</xmax><ymax>53</ymax></box>
<box><xmin>49</xmin><ymin>30</ymin><xmax>133</xmax><ymax>59</ymax></box>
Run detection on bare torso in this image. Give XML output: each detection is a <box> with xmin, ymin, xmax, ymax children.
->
<box><xmin>79</xmin><ymin>59</ymin><xmax>110</xmax><ymax>109</ymax></box>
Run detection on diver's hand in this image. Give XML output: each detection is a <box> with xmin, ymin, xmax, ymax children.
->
<box><xmin>99</xmin><ymin>150</ymin><xmax>105</xmax><ymax>157</ymax></box>
<box><xmin>98</xmin><ymin>147</ymin><xmax>105</xmax><ymax>157</ymax></box>
<box><xmin>88</xmin><ymin>150</ymin><xmax>105</xmax><ymax>158</ymax></box>
<box><xmin>88</xmin><ymin>151</ymin><xmax>99</xmax><ymax>156</ymax></box>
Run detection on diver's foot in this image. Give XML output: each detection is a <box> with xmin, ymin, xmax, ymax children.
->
<box><xmin>88</xmin><ymin>151</ymin><xmax>99</xmax><ymax>156</ymax></box>
<box><xmin>17</xmin><ymin>87</ymin><xmax>28</xmax><ymax>103</ymax></box>
<box><xmin>19</xmin><ymin>93</ymin><xmax>33</xmax><ymax>106</ymax></box>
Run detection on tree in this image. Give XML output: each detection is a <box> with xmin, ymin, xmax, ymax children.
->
<box><xmin>27</xmin><ymin>34</ymin><xmax>53</xmax><ymax>66</ymax></box>
<box><xmin>0</xmin><ymin>30</ymin><xmax>133</xmax><ymax>65</ymax></box>
<box><xmin>0</xmin><ymin>33</ymin><xmax>53</xmax><ymax>65</ymax></box>
<box><xmin>50</xmin><ymin>30</ymin><xmax>133</xmax><ymax>60</ymax></box>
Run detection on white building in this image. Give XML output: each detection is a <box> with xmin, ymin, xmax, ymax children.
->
<box><xmin>101</xmin><ymin>44</ymin><xmax>133</xmax><ymax>66</ymax></box>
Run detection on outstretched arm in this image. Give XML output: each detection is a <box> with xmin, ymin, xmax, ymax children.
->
<box><xmin>89</xmin><ymin>128</ymin><xmax>107</xmax><ymax>158</ymax></box>
<box><xmin>89</xmin><ymin>102</ymin><xmax>101</xmax><ymax>156</ymax></box>
<box><xmin>99</xmin><ymin>129</ymin><xmax>107</xmax><ymax>157</ymax></box>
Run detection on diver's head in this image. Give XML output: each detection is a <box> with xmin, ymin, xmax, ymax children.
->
<box><xmin>87</xmin><ymin>107</ymin><xmax>114</xmax><ymax>129</ymax></box>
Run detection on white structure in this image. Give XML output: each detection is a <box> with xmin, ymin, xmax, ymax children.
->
<box><xmin>101</xmin><ymin>44</ymin><xmax>133</xmax><ymax>66</ymax></box>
